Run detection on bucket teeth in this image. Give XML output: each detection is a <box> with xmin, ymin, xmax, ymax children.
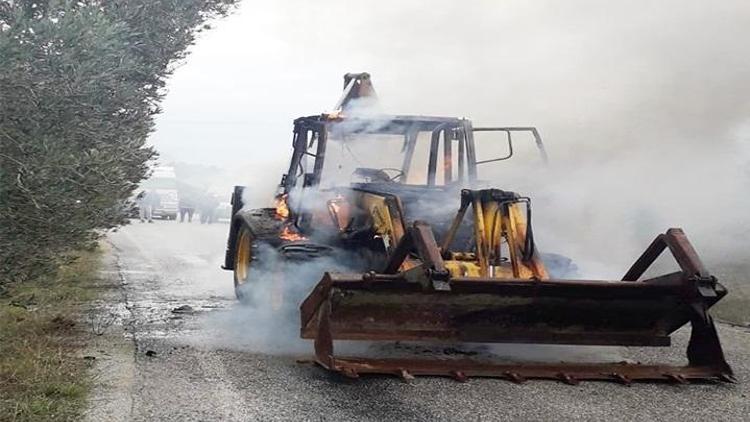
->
<box><xmin>557</xmin><ymin>373</ymin><xmax>580</xmax><ymax>385</ymax></box>
<box><xmin>399</xmin><ymin>369</ymin><xmax>415</xmax><ymax>382</ymax></box>
<box><xmin>719</xmin><ymin>373</ymin><xmax>737</xmax><ymax>383</ymax></box>
<box><xmin>664</xmin><ymin>373</ymin><xmax>689</xmax><ymax>384</ymax></box>
<box><xmin>610</xmin><ymin>373</ymin><xmax>632</xmax><ymax>386</ymax></box>
<box><xmin>450</xmin><ymin>371</ymin><xmax>468</xmax><ymax>383</ymax></box>
<box><xmin>339</xmin><ymin>365</ymin><xmax>359</xmax><ymax>379</ymax></box>
<box><xmin>504</xmin><ymin>372</ymin><xmax>526</xmax><ymax>384</ymax></box>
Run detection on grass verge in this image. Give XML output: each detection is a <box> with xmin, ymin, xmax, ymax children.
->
<box><xmin>0</xmin><ymin>249</ymin><xmax>101</xmax><ymax>422</ymax></box>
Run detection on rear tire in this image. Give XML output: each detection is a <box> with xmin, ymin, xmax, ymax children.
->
<box><xmin>233</xmin><ymin>224</ymin><xmax>254</xmax><ymax>301</ymax></box>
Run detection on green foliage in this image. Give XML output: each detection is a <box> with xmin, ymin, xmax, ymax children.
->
<box><xmin>0</xmin><ymin>248</ymin><xmax>100</xmax><ymax>422</ymax></box>
<box><xmin>0</xmin><ymin>0</ymin><xmax>237</xmax><ymax>282</ymax></box>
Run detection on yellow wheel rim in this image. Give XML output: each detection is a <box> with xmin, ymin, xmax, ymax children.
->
<box><xmin>235</xmin><ymin>229</ymin><xmax>252</xmax><ymax>285</ymax></box>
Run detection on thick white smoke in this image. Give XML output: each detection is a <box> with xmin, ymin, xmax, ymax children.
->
<box><xmin>170</xmin><ymin>0</ymin><xmax>750</xmax><ymax>356</ymax></box>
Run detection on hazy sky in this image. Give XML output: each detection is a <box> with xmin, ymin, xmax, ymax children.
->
<box><xmin>151</xmin><ymin>0</ymin><xmax>750</xmax><ymax>168</ymax></box>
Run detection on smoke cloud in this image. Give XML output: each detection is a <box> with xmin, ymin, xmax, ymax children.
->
<box><xmin>162</xmin><ymin>1</ymin><xmax>749</xmax><ymax>356</ymax></box>
<box><xmin>190</xmin><ymin>245</ymin><xmax>336</xmax><ymax>354</ymax></box>
<box><xmin>155</xmin><ymin>0</ymin><xmax>749</xmax><ymax>270</ymax></box>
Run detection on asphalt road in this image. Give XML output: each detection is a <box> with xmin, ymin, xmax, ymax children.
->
<box><xmin>84</xmin><ymin>219</ymin><xmax>750</xmax><ymax>421</ymax></box>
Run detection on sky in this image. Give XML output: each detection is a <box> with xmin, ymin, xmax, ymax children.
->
<box><xmin>151</xmin><ymin>0</ymin><xmax>749</xmax><ymax>165</ymax></box>
<box><xmin>148</xmin><ymin>0</ymin><xmax>750</xmax><ymax>274</ymax></box>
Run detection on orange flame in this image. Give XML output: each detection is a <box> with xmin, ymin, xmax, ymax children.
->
<box><xmin>275</xmin><ymin>194</ymin><xmax>290</xmax><ymax>220</ymax></box>
<box><xmin>275</xmin><ymin>194</ymin><xmax>306</xmax><ymax>241</ymax></box>
<box><xmin>279</xmin><ymin>224</ymin><xmax>306</xmax><ymax>242</ymax></box>
<box><xmin>323</xmin><ymin>111</ymin><xmax>344</xmax><ymax>120</ymax></box>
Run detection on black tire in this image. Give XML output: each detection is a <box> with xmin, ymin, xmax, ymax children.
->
<box><xmin>233</xmin><ymin>224</ymin><xmax>254</xmax><ymax>301</ymax></box>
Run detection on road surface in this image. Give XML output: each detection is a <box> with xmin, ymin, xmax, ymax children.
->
<box><xmin>84</xmin><ymin>220</ymin><xmax>750</xmax><ymax>421</ymax></box>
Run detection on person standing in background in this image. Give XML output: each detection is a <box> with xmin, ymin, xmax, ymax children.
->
<box><xmin>136</xmin><ymin>190</ymin><xmax>150</xmax><ymax>223</ymax></box>
<box><xmin>199</xmin><ymin>194</ymin><xmax>219</xmax><ymax>224</ymax></box>
<box><xmin>137</xmin><ymin>190</ymin><xmax>161</xmax><ymax>223</ymax></box>
<box><xmin>179</xmin><ymin>194</ymin><xmax>196</xmax><ymax>223</ymax></box>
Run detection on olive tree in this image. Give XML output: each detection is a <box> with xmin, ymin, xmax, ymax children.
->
<box><xmin>0</xmin><ymin>0</ymin><xmax>237</xmax><ymax>281</ymax></box>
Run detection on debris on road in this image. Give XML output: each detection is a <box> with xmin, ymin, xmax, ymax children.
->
<box><xmin>171</xmin><ymin>305</ymin><xmax>195</xmax><ymax>314</ymax></box>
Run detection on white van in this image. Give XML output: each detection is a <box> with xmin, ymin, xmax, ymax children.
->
<box><xmin>140</xmin><ymin>166</ymin><xmax>180</xmax><ymax>220</ymax></box>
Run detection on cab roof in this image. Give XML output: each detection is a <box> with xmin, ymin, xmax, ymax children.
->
<box><xmin>294</xmin><ymin>114</ymin><xmax>468</xmax><ymax>135</ymax></box>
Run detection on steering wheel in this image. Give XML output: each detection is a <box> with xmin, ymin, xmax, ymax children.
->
<box><xmin>352</xmin><ymin>167</ymin><xmax>405</xmax><ymax>183</ymax></box>
<box><xmin>379</xmin><ymin>168</ymin><xmax>405</xmax><ymax>182</ymax></box>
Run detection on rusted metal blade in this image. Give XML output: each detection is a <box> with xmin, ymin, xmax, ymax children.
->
<box><xmin>316</xmin><ymin>356</ymin><xmax>733</xmax><ymax>384</ymax></box>
<box><xmin>299</xmin><ymin>228</ymin><xmax>733</xmax><ymax>384</ymax></box>
<box><xmin>301</xmin><ymin>272</ymin><xmax>721</xmax><ymax>347</ymax></box>
<box><xmin>299</xmin><ymin>269</ymin><xmax>732</xmax><ymax>383</ymax></box>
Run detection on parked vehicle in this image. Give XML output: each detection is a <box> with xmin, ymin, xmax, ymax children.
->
<box><xmin>140</xmin><ymin>166</ymin><xmax>180</xmax><ymax>220</ymax></box>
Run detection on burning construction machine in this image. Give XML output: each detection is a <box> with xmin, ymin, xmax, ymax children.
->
<box><xmin>224</xmin><ymin>73</ymin><xmax>733</xmax><ymax>383</ymax></box>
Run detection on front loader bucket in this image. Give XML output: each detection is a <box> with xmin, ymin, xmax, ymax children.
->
<box><xmin>300</xmin><ymin>229</ymin><xmax>733</xmax><ymax>383</ymax></box>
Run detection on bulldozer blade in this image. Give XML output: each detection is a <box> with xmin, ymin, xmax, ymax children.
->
<box><xmin>302</xmin><ymin>272</ymin><xmax>716</xmax><ymax>344</ymax></box>
<box><xmin>300</xmin><ymin>229</ymin><xmax>733</xmax><ymax>383</ymax></box>
<box><xmin>300</xmin><ymin>271</ymin><xmax>732</xmax><ymax>383</ymax></box>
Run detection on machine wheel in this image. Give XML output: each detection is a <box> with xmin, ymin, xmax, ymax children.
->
<box><xmin>233</xmin><ymin>224</ymin><xmax>255</xmax><ymax>301</ymax></box>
